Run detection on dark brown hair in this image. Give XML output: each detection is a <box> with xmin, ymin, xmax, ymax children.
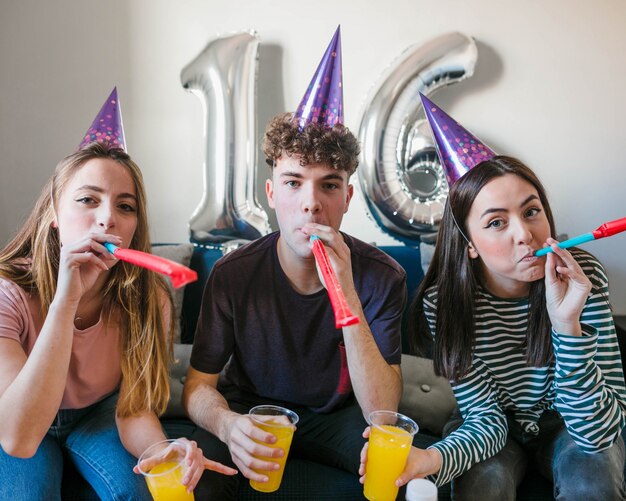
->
<box><xmin>411</xmin><ymin>156</ymin><xmax>557</xmax><ymax>381</ymax></box>
<box><xmin>262</xmin><ymin>112</ymin><xmax>360</xmax><ymax>176</ymax></box>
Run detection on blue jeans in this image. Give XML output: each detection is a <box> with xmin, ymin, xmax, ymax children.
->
<box><xmin>0</xmin><ymin>392</ymin><xmax>151</xmax><ymax>501</ymax></box>
<box><xmin>444</xmin><ymin>408</ymin><xmax>626</xmax><ymax>501</ymax></box>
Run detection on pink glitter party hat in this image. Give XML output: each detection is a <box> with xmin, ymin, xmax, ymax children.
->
<box><xmin>77</xmin><ymin>87</ymin><xmax>126</xmax><ymax>151</ymax></box>
<box><xmin>420</xmin><ymin>93</ymin><xmax>495</xmax><ymax>185</ymax></box>
<box><xmin>294</xmin><ymin>26</ymin><xmax>343</xmax><ymax>129</ymax></box>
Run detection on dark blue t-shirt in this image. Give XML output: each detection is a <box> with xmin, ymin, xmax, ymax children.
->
<box><xmin>190</xmin><ymin>231</ymin><xmax>406</xmax><ymax>413</ymax></box>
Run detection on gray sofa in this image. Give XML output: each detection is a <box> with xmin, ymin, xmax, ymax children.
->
<box><xmin>62</xmin><ymin>242</ymin><xmax>626</xmax><ymax>500</ymax></box>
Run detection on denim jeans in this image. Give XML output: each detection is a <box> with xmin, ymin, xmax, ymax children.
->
<box><xmin>0</xmin><ymin>392</ymin><xmax>151</xmax><ymax>501</ymax></box>
<box><xmin>444</xmin><ymin>408</ymin><xmax>626</xmax><ymax>501</ymax></box>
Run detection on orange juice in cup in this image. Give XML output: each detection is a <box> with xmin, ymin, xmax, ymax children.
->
<box><xmin>137</xmin><ymin>439</ymin><xmax>194</xmax><ymax>501</ymax></box>
<box><xmin>248</xmin><ymin>405</ymin><xmax>299</xmax><ymax>493</ymax></box>
<box><xmin>364</xmin><ymin>411</ymin><xmax>418</xmax><ymax>501</ymax></box>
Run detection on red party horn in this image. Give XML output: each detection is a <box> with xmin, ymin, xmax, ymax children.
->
<box><xmin>592</xmin><ymin>216</ymin><xmax>626</xmax><ymax>239</ymax></box>
<box><xmin>104</xmin><ymin>243</ymin><xmax>197</xmax><ymax>289</ymax></box>
<box><xmin>310</xmin><ymin>236</ymin><xmax>360</xmax><ymax>329</ymax></box>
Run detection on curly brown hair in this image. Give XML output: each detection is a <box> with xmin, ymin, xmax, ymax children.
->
<box><xmin>262</xmin><ymin>112</ymin><xmax>360</xmax><ymax>176</ymax></box>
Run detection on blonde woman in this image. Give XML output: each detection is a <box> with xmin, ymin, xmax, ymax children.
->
<box><xmin>0</xmin><ymin>143</ymin><xmax>235</xmax><ymax>500</ymax></box>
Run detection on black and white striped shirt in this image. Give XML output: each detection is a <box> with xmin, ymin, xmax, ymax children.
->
<box><xmin>424</xmin><ymin>249</ymin><xmax>626</xmax><ymax>486</ymax></box>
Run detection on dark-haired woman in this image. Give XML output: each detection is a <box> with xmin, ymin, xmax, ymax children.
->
<box><xmin>360</xmin><ymin>156</ymin><xmax>625</xmax><ymax>500</ymax></box>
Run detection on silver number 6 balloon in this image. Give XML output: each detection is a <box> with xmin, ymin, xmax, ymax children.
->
<box><xmin>357</xmin><ymin>32</ymin><xmax>478</xmax><ymax>244</ymax></box>
<box><xmin>181</xmin><ymin>31</ymin><xmax>270</xmax><ymax>243</ymax></box>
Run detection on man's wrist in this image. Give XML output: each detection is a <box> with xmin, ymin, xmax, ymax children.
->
<box><xmin>343</xmin><ymin>289</ymin><xmax>363</xmax><ymax>317</ymax></box>
<box><xmin>217</xmin><ymin>408</ymin><xmax>240</xmax><ymax>444</ymax></box>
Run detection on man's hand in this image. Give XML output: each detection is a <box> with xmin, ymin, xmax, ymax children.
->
<box><xmin>302</xmin><ymin>223</ymin><xmax>355</xmax><ymax>295</ymax></box>
<box><xmin>222</xmin><ymin>413</ymin><xmax>286</xmax><ymax>483</ymax></box>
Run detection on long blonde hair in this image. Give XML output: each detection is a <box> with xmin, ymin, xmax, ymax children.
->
<box><xmin>0</xmin><ymin>143</ymin><xmax>173</xmax><ymax>417</ymax></box>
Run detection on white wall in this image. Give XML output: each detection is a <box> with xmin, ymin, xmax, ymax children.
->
<box><xmin>1</xmin><ymin>0</ymin><xmax>625</xmax><ymax>313</ymax></box>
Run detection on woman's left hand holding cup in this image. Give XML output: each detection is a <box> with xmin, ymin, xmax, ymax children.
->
<box><xmin>175</xmin><ymin>437</ymin><xmax>238</xmax><ymax>491</ymax></box>
<box><xmin>358</xmin><ymin>426</ymin><xmax>442</xmax><ymax>488</ymax></box>
<box><xmin>135</xmin><ymin>437</ymin><xmax>237</xmax><ymax>494</ymax></box>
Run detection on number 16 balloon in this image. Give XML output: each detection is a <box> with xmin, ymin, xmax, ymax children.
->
<box><xmin>181</xmin><ymin>30</ymin><xmax>480</xmax><ymax>247</ymax></box>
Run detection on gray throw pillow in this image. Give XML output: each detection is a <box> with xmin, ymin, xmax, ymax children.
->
<box><xmin>151</xmin><ymin>243</ymin><xmax>194</xmax><ymax>344</ymax></box>
<box><xmin>163</xmin><ymin>343</ymin><xmax>193</xmax><ymax>419</ymax></box>
<box><xmin>399</xmin><ymin>354</ymin><xmax>457</xmax><ymax>436</ymax></box>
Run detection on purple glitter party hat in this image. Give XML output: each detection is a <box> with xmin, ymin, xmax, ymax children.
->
<box><xmin>420</xmin><ymin>93</ymin><xmax>495</xmax><ymax>185</ymax></box>
<box><xmin>294</xmin><ymin>26</ymin><xmax>343</xmax><ymax>129</ymax></box>
<box><xmin>77</xmin><ymin>87</ymin><xmax>126</xmax><ymax>151</ymax></box>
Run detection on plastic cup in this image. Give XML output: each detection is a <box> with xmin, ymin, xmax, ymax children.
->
<box><xmin>364</xmin><ymin>410</ymin><xmax>418</xmax><ymax>501</ymax></box>
<box><xmin>248</xmin><ymin>405</ymin><xmax>299</xmax><ymax>493</ymax></box>
<box><xmin>136</xmin><ymin>439</ymin><xmax>194</xmax><ymax>501</ymax></box>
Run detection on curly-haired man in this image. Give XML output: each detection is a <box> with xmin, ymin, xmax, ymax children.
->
<box><xmin>184</xmin><ymin>30</ymin><xmax>409</xmax><ymax>497</ymax></box>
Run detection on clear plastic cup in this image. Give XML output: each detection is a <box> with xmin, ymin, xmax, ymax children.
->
<box><xmin>364</xmin><ymin>410</ymin><xmax>419</xmax><ymax>501</ymax></box>
<box><xmin>136</xmin><ymin>439</ymin><xmax>194</xmax><ymax>500</ymax></box>
<box><xmin>248</xmin><ymin>405</ymin><xmax>299</xmax><ymax>493</ymax></box>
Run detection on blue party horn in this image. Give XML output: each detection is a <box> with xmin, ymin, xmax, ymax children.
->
<box><xmin>535</xmin><ymin>216</ymin><xmax>626</xmax><ymax>257</ymax></box>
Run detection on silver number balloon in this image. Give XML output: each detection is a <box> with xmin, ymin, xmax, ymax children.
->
<box><xmin>181</xmin><ymin>31</ymin><xmax>270</xmax><ymax>243</ymax></box>
<box><xmin>357</xmin><ymin>32</ymin><xmax>478</xmax><ymax>243</ymax></box>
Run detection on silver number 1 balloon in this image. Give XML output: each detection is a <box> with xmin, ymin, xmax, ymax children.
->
<box><xmin>358</xmin><ymin>32</ymin><xmax>478</xmax><ymax>244</ymax></box>
<box><xmin>181</xmin><ymin>31</ymin><xmax>270</xmax><ymax>243</ymax></box>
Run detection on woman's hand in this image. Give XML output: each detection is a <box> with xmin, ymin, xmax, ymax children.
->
<box><xmin>133</xmin><ymin>437</ymin><xmax>237</xmax><ymax>492</ymax></box>
<box><xmin>55</xmin><ymin>233</ymin><xmax>121</xmax><ymax>306</ymax></box>
<box><xmin>358</xmin><ymin>427</ymin><xmax>442</xmax><ymax>488</ymax></box>
<box><xmin>543</xmin><ymin>238</ymin><xmax>591</xmax><ymax>336</ymax></box>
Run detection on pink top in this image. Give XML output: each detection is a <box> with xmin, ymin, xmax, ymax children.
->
<box><xmin>0</xmin><ymin>278</ymin><xmax>122</xmax><ymax>409</ymax></box>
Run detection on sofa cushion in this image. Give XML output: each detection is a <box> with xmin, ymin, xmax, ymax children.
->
<box><xmin>163</xmin><ymin>343</ymin><xmax>193</xmax><ymax>419</ymax></box>
<box><xmin>151</xmin><ymin>243</ymin><xmax>194</xmax><ymax>343</ymax></box>
<box><xmin>399</xmin><ymin>354</ymin><xmax>456</xmax><ymax>436</ymax></box>
<box><xmin>180</xmin><ymin>246</ymin><xmax>225</xmax><ymax>343</ymax></box>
